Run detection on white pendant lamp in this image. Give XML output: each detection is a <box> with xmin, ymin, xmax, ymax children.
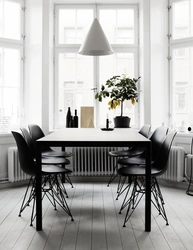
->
<box><xmin>78</xmin><ymin>18</ymin><xmax>114</xmax><ymax>56</ymax></box>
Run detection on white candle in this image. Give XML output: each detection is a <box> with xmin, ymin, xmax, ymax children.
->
<box><xmin>107</xmin><ymin>113</ymin><xmax>109</xmax><ymax>119</ymax></box>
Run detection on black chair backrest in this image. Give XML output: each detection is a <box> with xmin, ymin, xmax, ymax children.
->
<box><xmin>29</xmin><ymin>124</ymin><xmax>54</xmax><ymax>152</ymax></box>
<box><xmin>28</xmin><ymin>124</ymin><xmax>45</xmax><ymax>143</ymax></box>
<box><xmin>150</xmin><ymin>126</ymin><xmax>168</xmax><ymax>161</ymax></box>
<box><xmin>153</xmin><ymin>130</ymin><xmax>177</xmax><ymax>175</ymax></box>
<box><xmin>20</xmin><ymin>127</ymin><xmax>35</xmax><ymax>157</ymax></box>
<box><xmin>28</xmin><ymin>124</ymin><xmax>51</xmax><ymax>152</ymax></box>
<box><xmin>11</xmin><ymin>131</ymin><xmax>36</xmax><ymax>176</ymax></box>
<box><xmin>191</xmin><ymin>137</ymin><xmax>193</xmax><ymax>154</ymax></box>
<box><xmin>139</xmin><ymin>124</ymin><xmax>151</xmax><ymax>138</ymax></box>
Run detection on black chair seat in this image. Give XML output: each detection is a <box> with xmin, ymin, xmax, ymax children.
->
<box><xmin>37</xmin><ymin>157</ymin><xmax>70</xmax><ymax>165</ymax></box>
<box><xmin>107</xmin><ymin>124</ymin><xmax>151</xmax><ymax>188</ymax></box>
<box><xmin>117</xmin><ymin>165</ymin><xmax>161</xmax><ymax>177</ymax></box>
<box><xmin>117</xmin><ymin>154</ymin><xmax>154</xmax><ymax>165</ymax></box>
<box><xmin>42</xmin><ymin>150</ymin><xmax>72</xmax><ymax>158</ymax></box>
<box><xmin>109</xmin><ymin>146</ymin><xmax>145</xmax><ymax>158</ymax></box>
<box><xmin>42</xmin><ymin>164</ymin><xmax>72</xmax><ymax>174</ymax></box>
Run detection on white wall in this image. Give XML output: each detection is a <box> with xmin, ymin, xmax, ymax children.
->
<box><xmin>24</xmin><ymin>0</ymin><xmax>54</xmax><ymax>135</ymax></box>
<box><xmin>150</xmin><ymin>0</ymin><xmax>168</xmax><ymax>128</ymax></box>
<box><xmin>139</xmin><ymin>0</ymin><xmax>151</xmax><ymax>126</ymax></box>
<box><xmin>24</xmin><ymin>0</ymin><xmax>43</xmax><ymax>127</ymax></box>
<box><xmin>139</xmin><ymin>0</ymin><xmax>168</xmax><ymax>129</ymax></box>
<box><xmin>42</xmin><ymin>0</ymin><xmax>54</xmax><ymax>134</ymax></box>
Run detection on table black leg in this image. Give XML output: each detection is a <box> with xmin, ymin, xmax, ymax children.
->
<box><xmin>145</xmin><ymin>142</ymin><xmax>151</xmax><ymax>232</ymax></box>
<box><xmin>36</xmin><ymin>143</ymin><xmax>42</xmax><ymax>231</ymax></box>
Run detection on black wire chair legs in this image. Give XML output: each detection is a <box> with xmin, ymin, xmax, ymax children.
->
<box><xmin>107</xmin><ymin>162</ymin><xmax>119</xmax><ymax>187</ymax></box>
<box><xmin>186</xmin><ymin>161</ymin><xmax>193</xmax><ymax>196</ymax></box>
<box><xmin>116</xmin><ymin>176</ymin><xmax>132</xmax><ymax>200</ymax></box>
<box><xmin>18</xmin><ymin>177</ymin><xmax>36</xmax><ymax>218</ymax></box>
<box><xmin>118</xmin><ymin>177</ymin><xmax>169</xmax><ymax>227</ymax></box>
<box><xmin>18</xmin><ymin>174</ymin><xmax>74</xmax><ymax>226</ymax></box>
<box><xmin>151</xmin><ymin>178</ymin><xmax>169</xmax><ymax>225</ymax></box>
<box><xmin>46</xmin><ymin>175</ymin><xmax>74</xmax><ymax>221</ymax></box>
<box><xmin>61</xmin><ymin>173</ymin><xmax>74</xmax><ymax>188</ymax></box>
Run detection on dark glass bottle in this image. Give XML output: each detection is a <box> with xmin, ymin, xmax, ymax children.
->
<box><xmin>69</xmin><ymin>116</ymin><xmax>74</xmax><ymax>128</ymax></box>
<box><xmin>74</xmin><ymin>109</ymin><xmax>78</xmax><ymax>128</ymax></box>
<box><xmin>66</xmin><ymin>107</ymin><xmax>71</xmax><ymax>128</ymax></box>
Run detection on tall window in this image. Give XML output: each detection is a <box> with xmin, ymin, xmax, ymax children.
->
<box><xmin>98</xmin><ymin>6</ymin><xmax>138</xmax><ymax>127</ymax></box>
<box><xmin>0</xmin><ymin>0</ymin><xmax>24</xmax><ymax>132</ymax></box>
<box><xmin>169</xmin><ymin>0</ymin><xmax>193</xmax><ymax>127</ymax></box>
<box><xmin>54</xmin><ymin>5</ymin><xmax>139</xmax><ymax>128</ymax></box>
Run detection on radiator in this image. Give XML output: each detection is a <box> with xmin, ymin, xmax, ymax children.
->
<box><xmin>72</xmin><ymin>146</ymin><xmax>186</xmax><ymax>181</ymax></box>
<box><xmin>8</xmin><ymin>146</ymin><xmax>186</xmax><ymax>182</ymax></box>
<box><xmin>158</xmin><ymin>146</ymin><xmax>186</xmax><ymax>182</ymax></box>
<box><xmin>8</xmin><ymin>147</ymin><xmax>29</xmax><ymax>182</ymax></box>
<box><xmin>72</xmin><ymin>147</ymin><xmax>118</xmax><ymax>176</ymax></box>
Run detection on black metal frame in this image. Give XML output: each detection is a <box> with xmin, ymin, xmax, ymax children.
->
<box><xmin>186</xmin><ymin>137</ymin><xmax>193</xmax><ymax>196</ymax></box>
<box><xmin>186</xmin><ymin>157</ymin><xmax>193</xmax><ymax>196</ymax></box>
<box><xmin>19</xmin><ymin>174</ymin><xmax>73</xmax><ymax>226</ymax></box>
<box><xmin>35</xmin><ymin>128</ymin><xmax>152</xmax><ymax>232</ymax></box>
<box><xmin>118</xmin><ymin>177</ymin><xmax>169</xmax><ymax>227</ymax></box>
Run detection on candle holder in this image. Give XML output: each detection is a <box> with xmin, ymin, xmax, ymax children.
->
<box><xmin>101</xmin><ymin>118</ymin><xmax>114</xmax><ymax>131</ymax></box>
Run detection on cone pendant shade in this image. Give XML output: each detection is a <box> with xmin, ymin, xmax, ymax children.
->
<box><xmin>78</xmin><ymin>18</ymin><xmax>114</xmax><ymax>56</ymax></box>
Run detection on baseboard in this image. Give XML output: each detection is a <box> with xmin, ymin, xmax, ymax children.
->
<box><xmin>158</xmin><ymin>179</ymin><xmax>188</xmax><ymax>190</ymax></box>
<box><xmin>0</xmin><ymin>179</ymin><xmax>29</xmax><ymax>189</ymax></box>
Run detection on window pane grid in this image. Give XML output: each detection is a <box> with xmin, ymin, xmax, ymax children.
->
<box><xmin>171</xmin><ymin>46</ymin><xmax>193</xmax><ymax>126</ymax></box>
<box><xmin>172</xmin><ymin>0</ymin><xmax>193</xmax><ymax>40</ymax></box>
<box><xmin>99</xmin><ymin>8</ymin><xmax>135</xmax><ymax>44</ymax></box>
<box><xmin>0</xmin><ymin>0</ymin><xmax>23</xmax><ymax>132</ymax></box>
<box><xmin>58</xmin><ymin>8</ymin><xmax>94</xmax><ymax>44</ymax></box>
<box><xmin>0</xmin><ymin>0</ymin><xmax>22</xmax><ymax>41</ymax></box>
<box><xmin>54</xmin><ymin>5</ymin><xmax>138</xmax><ymax>128</ymax></box>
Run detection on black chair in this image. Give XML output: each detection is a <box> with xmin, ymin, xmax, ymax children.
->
<box><xmin>27</xmin><ymin>125</ymin><xmax>73</xmax><ymax>187</ymax></box>
<box><xmin>28</xmin><ymin>124</ymin><xmax>72</xmax><ymax>158</ymax></box>
<box><xmin>20</xmin><ymin>127</ymin><xmax>73</xmax><ymax>188</ymax></box>
<box><xmin>107</xmin><ymin>124</ymin><xmax>151</xmax><ymax>187</ymax></box>
<box><xmin>115</xmin><ymin>126</ymin><xmax>169</xmax><ymax>199</ymax></box>
<box><xmin>117</xmin><ymin>130</ymin><xmax>177</xmax><ymax>227</ymax></box>
<box><xmin>20</xmin><ymin>127</ymin><xmax>70</xmax><ymax>165</ymax></box>
<box><xmin>185</xmin><ymin>137</ymin><xmax>193</xmax><ymax>196</ymax></box>
<box><xmin>12</xmin><ymin>131</ymin><xmax>74</xmax><ymax>226</ymax></box>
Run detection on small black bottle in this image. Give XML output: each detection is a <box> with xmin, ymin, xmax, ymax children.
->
<box><xmin>66</xmin><ymin>107</ymin><xmax>71</xmax><ymax>128</ymax></box>
<box><xmin>69</xmin><ymin>116</ymin><xmax>74</xmax><ymax>127</ymax></box>
<box><xmin>74</xmin><ymin>109</ymin><xmax>78</xmax><ymax>128</ymax></box>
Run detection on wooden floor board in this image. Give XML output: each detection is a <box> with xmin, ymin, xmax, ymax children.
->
<box><xmin>92</xmin><ymin>183</ymin><xmax>107</xmax><ymax>250</ymax></box>
<box><xmin>60</xmin><ymin>183</ymin><xmax>85</xmax><ymax>250</ymax></box>
<box><xmin>102</xmin><ymin>184</ymin><xmax>123</xmax><ymax>250</ymax></box>
<box><xmin>0</xmin><ymin>182</ymin><xmax>193</xmax><ymax>250</ymax></box>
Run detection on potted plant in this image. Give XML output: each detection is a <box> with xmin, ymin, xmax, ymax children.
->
<box><xmin>95</xmin><ymin>74</ymin><xmax>140</xmax><ymax>128</ymax></box>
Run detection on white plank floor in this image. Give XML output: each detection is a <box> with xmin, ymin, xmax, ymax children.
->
<box><xmin>0</xmin><ymin>181</ymin><xmax>193</xmax><ymax>250</ymax></box>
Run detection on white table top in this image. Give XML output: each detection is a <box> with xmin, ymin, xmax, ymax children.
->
<box><xmin>37</xmin><ymin>128</ymin><xmax>150</xmax><ymax>145</ymax></box>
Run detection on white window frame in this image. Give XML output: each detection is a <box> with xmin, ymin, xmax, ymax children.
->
<box><xmin>54</xmin><ymin>4</ymin><xmax>139</xmax><ymax>129</ymax></box>
<box><xmin>0</xmin><ymin>0</ymin><xmax>24</xmax><ymax>130</ymax></box>
<box><xmin>169</xmin><ymin>0</ymin><xmax>193</xmax><ymax>43</ymax></box>
<box><xmin>169</xmin><ymin>0</ymin><xmax>193</xmax><ymax>127</ymax></box>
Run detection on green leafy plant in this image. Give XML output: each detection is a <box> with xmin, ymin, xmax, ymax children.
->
<box><xmin>95</xmin><ymin>74</ymin><xmax>140</xmax><ymax>117</ymax></box>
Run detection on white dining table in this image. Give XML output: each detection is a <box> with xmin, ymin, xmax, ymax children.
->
<box><xmin>35</xmin><ymin>128</ymin><xmax>152</xmax><ymax>231</ymax></box>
